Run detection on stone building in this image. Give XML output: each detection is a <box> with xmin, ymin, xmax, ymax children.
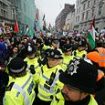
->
<box><xmin>0</xmin><ymin>0</ymin><xmax>37</xmax><ymax>34</ymax></box>
<box><xmin>0</xmin><ymin>0</ymin><xmax>15</xmax><ymax>24</ymax></box>
<box><xmin>64</xmin><ymin>10</ymin><xmax>75</xmax><ymax>31</ymax></box>
<box><xmin>55</xmin><ymin>4</ymin><xmax>75</xmax><ymax>32</ymax></box>
<box><xmin>75</xmin><ymin>0</ymin><xmax>105</xmax><ymax>31</ymax></box>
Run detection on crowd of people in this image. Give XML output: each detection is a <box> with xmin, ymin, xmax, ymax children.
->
<box><xmin>0</xmin><ymin>31</ymin><xmax>105</xmax><ymax>105</ymax></box>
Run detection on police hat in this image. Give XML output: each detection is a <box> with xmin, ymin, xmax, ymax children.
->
<box><xmin>47</xmin><ymin>49</ymin><xmax>63</xmax><ymax>59</ymax></box>
<box><xmin>8</xmin><ymin>57</ymin><xmax>27</xmax><ymax>74</ymax></box>
<box><xmin>26</xmin><ymin>43</ymin><xmax>36</xmax><ymax>55</ymax></box>
<box><xmin>59</xmin><ymin>58</ymin><xmax>98</xmax><ymax>94</ymax></box>
<box><xmin>62</xmin><ymin>44</ymin><xmax>72</xmax><ymax>52</ymax></box>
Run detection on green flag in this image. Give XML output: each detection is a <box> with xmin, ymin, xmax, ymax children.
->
<box><xmin>87</xmin><ymin>26</ymin><xmax>96</xmax><ymax>49</ymax></box>
<box><xmin>87</xmin><ymin>17</ymin><xmax>96</xmax><ymax>49</ymax></box>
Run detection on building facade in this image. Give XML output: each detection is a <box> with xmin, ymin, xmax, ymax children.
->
<box><xmin>55</xmin><ymin>4</ymin><xmax>75</xmax><ymax>32</ymax></box>
<box><xmin>14</xmin><ymin>0</ymin><xmax>36</xmax><ymax>34</ymax></box>
<box><xmin>0</xmin><ymin>0</ymin><xmax>37</xmax><ymax>35</ymax></box>
<box><xmin>0</xmin><ymin>0</ymin><xmax>15</xmax><ymax>24</ymax></box>
<box><xmin>74</xmin><ymin>0</ymin><xmax>82</xmax><ymax>30</ymax></box>
<box><xmin>75</xmin><ymin>0</ymin><xmax>105</xmax><ymax>31</ymax></box>
<box><xmin>65</xmin><ymin>10</ymin><xmax>75</xmax><ymax>31</ymax></box>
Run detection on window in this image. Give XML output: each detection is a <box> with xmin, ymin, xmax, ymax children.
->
<box><xmin>92</xmin><ymin>6</ymin><xmax>95</xmax><ymax>17</ymax></box>
<box><xmin>87</xmin><ymin>1</ymin><xmax>90</xmax><ymax>8</ymax></box>
<box><xmin>78</xmin><ymin>16</ymin><xmax>80</xmax><ymax>22</ymax></box>
<box><xmin>1</xmin><ymin>9</ymin><xmax>7</xmax><ymax>17</ymax></box>
<box><xmin>86</xmin><ymin>10</ymin><xmax>90</xmax><ymax>20</ymax></box>
<box><xmin>98</xmin><ymin>0</ymin><xmax>104</xmax><ymax>15</ymax></box>
<box><xmin>76</xmin><ymin>17</ymin><xmax>78</xmax><ymax>22</ymax></box>
<box><xmin>79</xmin><ymin>7</ymin><xmax>81</xmax><ymax>13</ymax></box>
<box><xmin>83</xmin><ymin>4</ymin><xmax>86</xmax><ymax>10</ymax></box>
<box><xmin>0</xmin><ymin>2</ymin><xmax>7</xmax><ymax>9</ymax></box>
<box><xmin>82</xmin><ymin>12</ymin><xmax>85</xmax><ymax>21</ymax></box>
<box><xmin>94</xmin><ymin>0</ymin><xmax>96</xmax><ymax>4</ymax></box>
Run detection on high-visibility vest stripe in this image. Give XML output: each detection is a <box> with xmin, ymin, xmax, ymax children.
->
<box><xmin>38</xmin><ymin>93</ymin><xmax>51</xmax><ymax>100</ymax></box>
<box><xmin>39</xmin><ymin>84</ymin><xmax>55</xmax><ymax>93</ymax></box>
<box><xmin>13</xmin><ymin>74</ymin><xmax>33</xmax><ymax>105</ymax></box>
<box><xmin>13</xmin><ymin>84</ymin><xmax>31</xmax><ymax>105</ymax></box>
<box><xmin>16</xmin><ymin>74</ymin><xmax>32</xmax><ymax>96</ymax></box>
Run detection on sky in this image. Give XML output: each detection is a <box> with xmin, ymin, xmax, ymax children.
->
<box><xmin>35</xmin><ymin>0</ymin><xmax>76</xmax><ymax>26</ymax></box>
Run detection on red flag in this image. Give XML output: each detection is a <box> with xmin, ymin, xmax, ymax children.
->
<box><xmin>14</xmin><ymin>21</ymin><xmax>19</xmax><ymax>33</ymax></box>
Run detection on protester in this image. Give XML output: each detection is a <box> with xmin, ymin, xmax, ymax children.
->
<box><xmin>87</xmin><ymin>45</ymin><xmax>105</xmax><ymax>105</ymax></box>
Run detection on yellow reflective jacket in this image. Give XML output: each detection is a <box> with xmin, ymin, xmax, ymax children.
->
<box><xmin>61</xmin><ymin>55</ymin><xmax>73</xmax><ymax>71</ymax></box>
<box><xmin>24</xmin><ymin>57</ymin><xmax>41</xmax><ymax>83</ymax></box>
<box><xmin>4</xmin><ymin>72</ymin><xmax>36</xmax><ymax>105</ymax></box>
<box><xmin>73</xmin><ymin>49</ymin><xmax>87</xmax><ymax>58</ymax></box>
<box><xmin>24</xmin><ymin>57</ymin><xmax>39</xmax><ymax>70</ymax></box>
<box><xmin>37</xmin><ymin>64</ymin><xmax>64</xmax><ymax>102</ymax></box>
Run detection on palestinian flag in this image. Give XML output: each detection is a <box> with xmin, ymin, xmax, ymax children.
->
<box><xmin>87</xmin><ymin>18</ymin><xmax>96</xmax><ymax>49</ymax></box>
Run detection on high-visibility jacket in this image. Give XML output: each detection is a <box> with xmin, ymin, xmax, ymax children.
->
<box><xmin>50</xmin><ymin>92</ymin><xmax>98</xmax><ymax>105</ymax></box>
<box><xmin>24</xmin><ymin>57</ymin><xmax>39</xmax><ymax>71</ymax></box>
<box><xmin>87</xmin><ymin>47</ymin><xmax>105</xmax><ymax>68</ymax></box>
<box><xmin>61</xmin><ymin>55</ymin><xmax>73</xmax><ymax>71</ymax></box>
<box><xmin>24</xmin><ymin>57</ymin><xmax>41</xmax><ymax>83</ymax></box>
<box><xmin>73</xmin><ymin>49</ymin><xmax>87</xmax><ymax>58</ymax></box>
<box><xmin>37</xmin><ymin>65</ymin><xmax>64</xmax><ymax>102</ymax></box>
<box><xmin>97</xmin><ymin>70</ymin><xmax>104</xmax><ymax>81</ymax></box>
<box><xmin>43</xmin><ymin>44</ymin><xmax>51</xmax><ymax>50</ymax></box>
<box><xmin>4</xmin><ymin>72</ymin><xmax>36</xmax><ymax>105</ymax></box>
<box><xmin>96</xmin><ymin>47</ymin><xmax>105</xmax><ymax>67</ymax></box>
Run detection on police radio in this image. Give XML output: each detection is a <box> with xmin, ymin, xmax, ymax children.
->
<box><xmin>44</xmin><ymin>72</ymin><xmax>56</xmax><ymax>90</ymax></box>
<box><xmin>29</xmin><ymin>65</ymin><xmax>35</xmax><ymax>74</ymax></box>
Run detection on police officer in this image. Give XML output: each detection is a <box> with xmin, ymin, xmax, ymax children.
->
<box><xmin>51</xmin><ymin>39</ymin><xmax>63</xmax><ymax>54</ymax></box>
<box><xmin>4</xmin><ymin>57</ymin><xmax>36</xmax><ymax>105</ymax></box>
<box><xmin>61</xmin><ymin>44</ymin><xmax>74</xmax><ymax>71</ymax></box>
<box><xmin>51</xmin><ymin>58</ymin><xmax>98</xmax><ymax>105</ymax></box>
<box><xmin>34</xmin><ymin>49</ymin><xmax>64</xmax><ymax>105</ymax></box>
<box><xmin>73</xmin><ymin>37</ymin><xmax>87</xmax><ymax>58</ymax></box>
<box><xmin>24</xmin><ymin>42</ymin><xmax>39</xmax><ymax>74</ymax></box>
